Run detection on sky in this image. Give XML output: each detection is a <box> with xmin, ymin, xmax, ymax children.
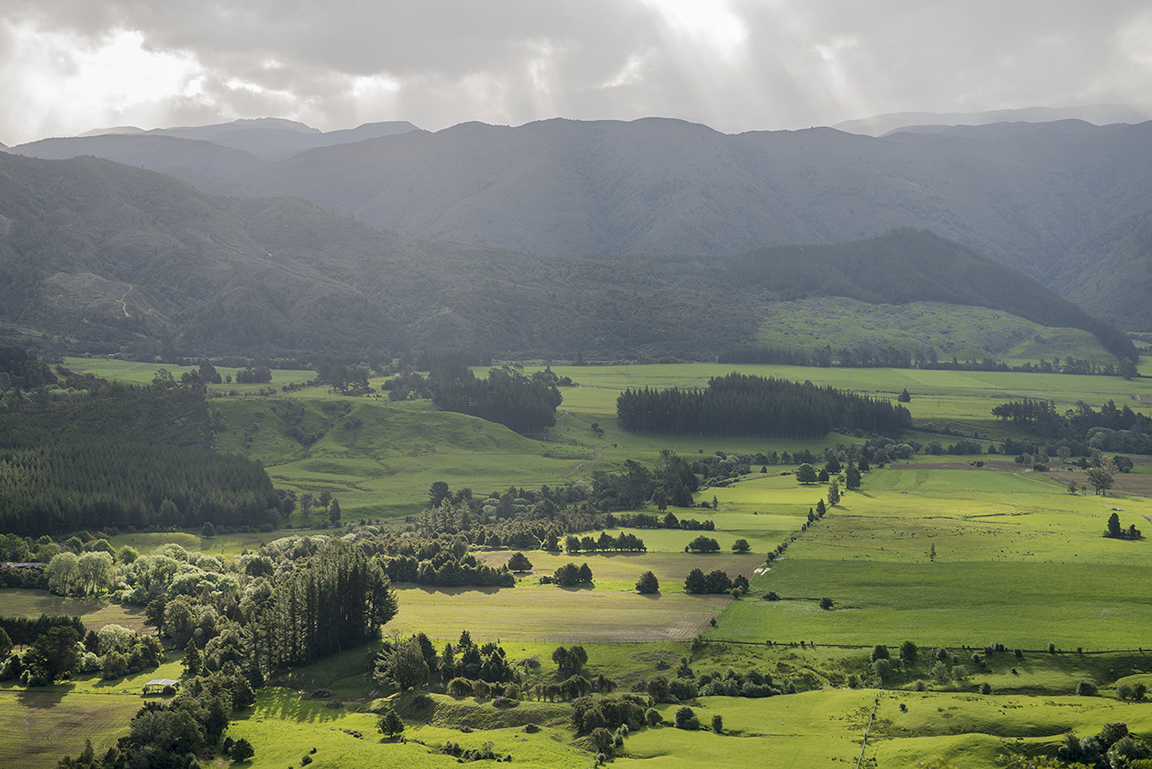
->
<box><xmin>2</xmin><ymin>0</ymin><xmax>1151</xmax><ymax>146</ymax></box>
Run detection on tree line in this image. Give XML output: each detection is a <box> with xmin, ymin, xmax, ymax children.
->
<box><xmin>992</xmin><ymin>397</ymin><xmax>1152</xmax><ymax>453</ymax></box>
<box><xmin>617</xmin><ymin>373</ymin><xmax>911</xmax><ymax>438</ymax></box>
<box><xmin>719</xmin><ymin>343</ymin><xmax>1134</xmax><ymax>378</ymax></box>
<box><xmin>432</xmin><ymin>365</ymin><xmax>564</xmax><ymax>434</ymax></box>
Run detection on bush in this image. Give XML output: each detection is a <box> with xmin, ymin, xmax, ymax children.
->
<box><xmin>1076</xmin><ymin>681</ymin><xmax>1098</xmax><ymax>696</ymax></box>
<box><xmin>645</xmin><ymin>708</ymin><xmax>663</xmax><ymax>726</ymax></box>
<box><xmin>711</xmin><ymin>714</ymin><xmax>723</xmax><ymax>733</ymax></box>
<box><xmin>673</xmin><ymin>706</ymin><xmax>699</xmax><ymax>730</ymax></box>
<box><xmin>819</xmin><ymin>597</ymin><xmax>833</xmax><ymax>610</ymax></box>
<box><xmin>229</xmin><ymin>737</ymin><xmax>255</xmax><ymax>762</ymax></box>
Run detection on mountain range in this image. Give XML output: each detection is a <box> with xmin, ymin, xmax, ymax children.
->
<box><xmin>10</xmin><ymin>116</ymin><xmax>1152</xmax><ymax>331</ymax></box>
<box><xmin>0</xmin><ymin>150</ymin><xmax>1134</xmax><ymax>364</ymax></box>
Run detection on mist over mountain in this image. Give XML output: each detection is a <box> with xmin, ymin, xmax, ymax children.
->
<box><xmin>0</xmin><ymin>151</ymin><xmax>1132</xmax><ymax>364</ymax></box>
<box><xmin>833</xmin><ymin>103</ymin><xmax>1152</xmax><ymax>136</ymax></box>
<box><xmin>13</xmin><ymin>118</ymin><xmax>420</xmax><ymax>184</ymax></box>
<box><xmin>13</xmin><ymin>115</ymin><xmax>1152</xmax><ymax>330</ymax></box>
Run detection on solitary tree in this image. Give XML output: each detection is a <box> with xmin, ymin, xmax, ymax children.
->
<box><xmin>635</xmin><ymin>571</ymin><xmax>660</xmax><ymax>594</ymax></box>
<box><xmin>1085</xmin><ymin>467</ymin><xmax>1114</xmax><ymax>496</ymax></box>
<box><xmin>795</xmin><ymin>464</ymin><xmax>819</xmax><ymax>484</ymax></box>
<box><xmin>732</xmin><ymin>539</ymin><xmax>751</xmax><ymax>554</ymax></box>
<box><xmin>378</xmin><ymin>703</ymin><xmax>405</xmax><ymax>738</ymax></box>
<box><xmin>201</xmin><ymin>521</ymin><xmax>215</xmax><ymax>538</ymax></box>
<box><xmin>1107</xmin><ymin>512</ymin><xmax>1124</xmax><ymax>538</ymax></box>
<box><xmin>329</xmin><ymin>498</ymin><xmax>342</xmax><ymax>525</ymax></box>
<box><xmin>1120</xmin><ymin>357</ymin><xmax>1139</xmax><ymax>380</ymax></box>
<box><xmin>229</xmin><ymin>737</ymin><xmax>255</xmax><ymax>762</ymax></box>
<box><xmin>507</xmin><ymin>552</ymin><xmax>533</xmax><ymax>572</ymax></box>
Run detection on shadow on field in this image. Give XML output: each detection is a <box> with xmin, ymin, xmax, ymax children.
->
<box><xmin>10</xmin><ymin>688</ymin><xmax>69</xmax><ymax>709</ymax></box>
<box><xmin>249</xmin><ymin>687</ymin><xmax>347</xmax><ymax>724</ymax></box>
<box><xmin>399</xmin><ymin>585</ymin><xmax>504</xmax><ymax>596</ymax></box>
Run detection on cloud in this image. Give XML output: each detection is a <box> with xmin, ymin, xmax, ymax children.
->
<box><xmin>1</xmin><ymin>0</ymin><xmax>1150</xmax><ymax>145</ymax></box>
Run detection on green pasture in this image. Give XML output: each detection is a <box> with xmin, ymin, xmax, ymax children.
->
<box><xmin>867</xmin><ymin>692</ymin><xmax>1152</xmax><ymax>769</ymax></box>
<box><xmin>0</xmin><ymin>691</ymin><xmax>142</xmax><ymax>769</ymax></box>
<box><xmin>617</xmin><ymin>689</ymin><xmax>875</xmax><ymax>769</ymax></box>
<box><xmin>721</xmin><ymin>558</ymin><xmax>1152</xmax><ymax>648</ymax></box>
<box><xmin>229</xmin><ymin>688</ymin><xmax>591</xmax><ymax>769</ymax></box>
<box><xmin>61</xmin><ymin>357</ymin><xmax>316</xmax><ymax>391</ymax></box>
<box><xmin>0</xmin><ymin>589</ymin><xmax>150</xmax><ymax>633</ymax></box>
<box><xmin>476</xmin><ymin>549</ymin><xmax>763</xmax><ymax>594</ymax></box>
<box><xmin>104</xmin><ymin>529</ymin><xmax>290</xmax><ymax>559</ymax></box>
<box><xmin>0</xmin><ymin>660</ymin><xmax>184</xmax><ymax>768</ymax></box>
<box><xmin>388</xmin><ymin>582</ymin><xmax>730</xmax><ymax>644</ymax></box>
<box><xmin>753</xmin><ymin>297</ymin><xmax>1118</xmax><ymax>365</ymax></box>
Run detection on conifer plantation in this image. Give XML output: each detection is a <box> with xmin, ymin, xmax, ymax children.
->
<box><xmin>616</xmin><ymin>373</ymin><xmax>911</xmax><ymax>438</ymax></box>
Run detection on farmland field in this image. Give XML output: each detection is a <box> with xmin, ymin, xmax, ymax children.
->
<box><xmin>9</xmin><ymin>360</ymin><xmax>1152</xmax><ymax>769</ymax></box>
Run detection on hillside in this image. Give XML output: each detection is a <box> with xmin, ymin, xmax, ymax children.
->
<box><xmin>14</xmin><ymin>117</ymin><xmax>1152</xmax><ymax>328</ymax></box>
<box><xmin>207</xmin><ymin>117</ymin><xmax>1152</xmax><ymax>329</ymax></box>
<box><xmin>0</xmin><ymin>152</ymin><xmax>1133</xmax><ymax>362</ymax></box>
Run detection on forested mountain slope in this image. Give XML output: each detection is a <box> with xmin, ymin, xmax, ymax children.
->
<box><xmin>14</xmin><ymin>117</ymin><xmax>1152</xmax><ymax>328</ymax></box>
<box><xmin>0</xmin><ymin>152</ymin><xmax>1133</xmax><ymax>362</ymax></box>
<box><xmin>215</xmin><ymin>118</ymin><xmax>1152</xmax><ymax>329</ymax></box>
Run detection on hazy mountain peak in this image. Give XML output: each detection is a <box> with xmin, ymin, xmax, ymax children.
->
<box><xmin>78</xmin><ymin>126</ymin><xmax>144</xmax><ymax>137</ymax></box>
<box><xmin>156</xmin><ymin>117</ymin><xmax>321</xmax><ymax>136</ymax></box>
<box><xmin>835</xmin><ymin>103</ymin><xmax>1152</xmax><ymax>136</ymax></box>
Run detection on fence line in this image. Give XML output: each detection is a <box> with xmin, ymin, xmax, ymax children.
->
<box><xmin>855</xmin><ymin>693</ymin><xmax>881</xmax><ymax>769</ymax></box>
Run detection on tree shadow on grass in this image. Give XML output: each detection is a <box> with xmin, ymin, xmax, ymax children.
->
<box><xmin>11</xmin><ymin>687</ymin><xmax>71</xmax><ymax>708</ymax></box>
<box><xmin>246</xmin><ymin>686</ymin><xmax>351</xmax><ymax>724</ymax></box>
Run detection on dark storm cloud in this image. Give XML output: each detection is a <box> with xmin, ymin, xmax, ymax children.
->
<box><xmin>1</xmin><ymin>0</ymin><xmax>1150</xmax><ymax>145</ymax></box>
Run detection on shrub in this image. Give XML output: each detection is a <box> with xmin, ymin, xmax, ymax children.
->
<box><xmin>645</xmin><ymin>708</ymin><xmax>663</xmax><ymax>726</ymax></box>
<box><xmin>819</xmin><ymin>597</ymin><xmax>833</xmax><ymax>610</ymax></box>
<box><xmin>673</xmin><ymin>706</ymin><xmax>700</xmax><ymax>730</ymax></box>
<box><xmin>711</xmin><ymin>714</ymin><xmax>723</xmax><ymax>733</ymax></box>
<box><xmin>228</xmin><ymin>737</ymin><xmax>255</xmax><ymax>762</ymax></box>
<box><xmin>1076</xmin><ymin>681</ymin><xmax>1098</xmax><ymax>696</ymax></box>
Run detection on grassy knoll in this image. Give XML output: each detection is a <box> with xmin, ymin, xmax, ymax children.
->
<box><xmin>229</xmin><ymin>687</ymin><xmax>591</xmax><ymax>769</ymax></box>
<box><xmin>616</xmin><ymin>689</ymin><xmax>874</xmax><ymax>769</ymax></box>
<box><xmin>867</xmin><ymin>692</ymin><xmax>1152</xmax><ymax>768</ymax></box>
<box><xmin>0</xmin><ymin>589</ymin><xmax>150</xmax><ymax>633</ymax></box>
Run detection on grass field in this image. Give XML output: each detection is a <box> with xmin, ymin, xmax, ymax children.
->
<box><xmin>754</xmin><ymin>297</ymin><xmax>1118</xmax><ymax>365</ymax></box>
<box><xmin>13</xmin><ymin>360</ymin><xmax>1152</xmax><ymax>769</ymax></box>
<box><xmin>388</xmin><ymin>583</ymin><xmax>730</xmax><ymax>643</ymax></box>
<box><xmin>0</xmin><ymin>661</ymin><xmax>184</xmax><ymax>767</ymax></box>
<box><xmin>0</xmin><ymin>589</ymin><xmax>150</xmax><ymax>633</ymax></box>
<box><xmin>0</xmin><ymin>691</ymin><xmax>142</xmax><ymax>769</ymax></box>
